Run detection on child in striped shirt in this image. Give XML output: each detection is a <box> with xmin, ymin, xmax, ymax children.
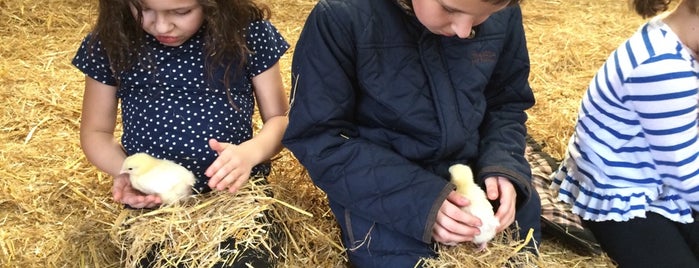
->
<box><xmin>552</xmin><ymin>0</ymin><xmax>699</xmax><ymax>267</ymax></box>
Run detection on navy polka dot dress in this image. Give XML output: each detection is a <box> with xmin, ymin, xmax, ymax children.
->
<box><xmin>72</xmin><ymin>21</ymin><xmax>289</xmax><ymax>193</ymax></box>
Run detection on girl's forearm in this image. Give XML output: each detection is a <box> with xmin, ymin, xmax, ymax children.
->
<box><xmin>80</xmin><ymin>130</ymin><xmax>126</xmax><ymax>177</ymax></box>
<box><xmin>239</xmin><ymin>115</ymin><xmax>288</xmax><ymax>165</ymax></box>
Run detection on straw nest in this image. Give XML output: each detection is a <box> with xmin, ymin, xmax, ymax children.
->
<box><xmin>1</xmin><ymin>0</ymin><xmax>650</xmax><ymax>267</ymax></box>
<box><xmin>112</xmin><ymin>177</ymin><xmax>283</xmax><ymax>267</ymax></box>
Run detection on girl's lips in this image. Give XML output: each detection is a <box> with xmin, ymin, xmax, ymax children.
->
<box><xmin>156</xmin><ymin>36</ymin><xmax>179</xmax><ymax>44</ymax></box>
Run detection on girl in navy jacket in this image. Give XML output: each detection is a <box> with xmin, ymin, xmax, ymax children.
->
<box><xmin>283</xmin><ymin>0</ymin><xmax>541</xmax><ymax>266</ymax></box>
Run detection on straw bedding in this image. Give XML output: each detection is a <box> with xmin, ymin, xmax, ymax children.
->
<box><xmin>113</xmin><ymin>177</ymin><xmax>280</xmax><ymax>267</ymax></box>
<box><xmin>1</xmin><ymin>0</ymin><xmax>648</xmax><ymax>267</ymax></box>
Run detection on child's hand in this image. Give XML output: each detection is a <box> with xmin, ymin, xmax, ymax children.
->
<box><xmin>205</xmin><ymin>138</ymin><xmax>255</xmax><ymax>194</ymax></box>
<box><xmin>483</xmin><ymin>176</ymin><xmax>516</xmax><ymax>232</ymax></box>
<box><xmin>432</xmin><ymin>191</ymin><xmax>482</xmax><ymax>245</ymax></box>
<box><xmin>112</xmin><ymin>173</ymin><xmax>162</xmax><ymax>208</ymax></box>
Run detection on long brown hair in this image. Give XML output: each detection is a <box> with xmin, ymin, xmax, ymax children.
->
<box><xmin>90</xmin><ymin>0</ymin><xmax>270</xmax><ymax>89</ymax></box>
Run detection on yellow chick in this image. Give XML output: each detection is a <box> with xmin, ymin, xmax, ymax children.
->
<box><xmin>120</xmin><ymin>153</ymin><xmax>196</xmax><ymax>205</ymax></box>
<box><xmin>448</xmin><ymin>164</ymin><xmax>500</xmax><ymax>251</ymax></box>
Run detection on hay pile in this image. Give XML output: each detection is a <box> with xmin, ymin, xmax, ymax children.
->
<box><xmin>113</xmin><ymin>178</ymin><xmax>282</xmax><ymax>267</ymax></box>
<box><xmin>421</xmin><ymin>227</ymin><xmax>540</xmax><ymax>268</ymax></box>
<box><xmin>0</xmin><ymin>0</ymin><xmax>120</xmax><ymax>266</ymax></box>
<box><xmin>0</xmin><ymin>0</ymin><xmax>649</xmax><ymax>267</ymax></box>
<box><xmin>523</xmin><ymin>0</ymin><xmax>646</xmax><ymax>158</ymax></box>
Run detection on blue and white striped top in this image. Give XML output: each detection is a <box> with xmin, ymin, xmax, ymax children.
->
<box><xmin>551</xmin><ymin>17</ymin><xmax>699</xmax><ymax>223</ymax></box>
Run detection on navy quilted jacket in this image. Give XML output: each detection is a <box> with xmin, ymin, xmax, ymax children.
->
<box><xmin>283</xmin><ymin>0</ymin><xmax>535</xmax><ymax>243</ymax></box>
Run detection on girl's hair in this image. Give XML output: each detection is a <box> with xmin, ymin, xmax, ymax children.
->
<box><xmin>396</xmin><ymin>0</ymin><xmax>522</xmax><ymax>13</ymax></box>
<box><xmin>632</xmin><ymin>0</ymin><xmax>672</xmax><ymax>17</ymax></box>
<box><xmin>632</xmin><ymin>0</ymin><xmax>699</xmax><ymax>18</ymax></box>
<box><xmin>486</xmin><ymin>0</ymin><xmax>523</xmax><ymax>6</ymax></box>
<box><xmin>91</xmin><ymin>0</ymin><xmax>270</xmax><ymax>88</ymax></box>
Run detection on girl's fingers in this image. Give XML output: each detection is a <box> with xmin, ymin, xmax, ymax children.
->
<box><xmin>227</xmin><ymin>175</ymin><xmax>249</xmax><ymax>194</ymax></box>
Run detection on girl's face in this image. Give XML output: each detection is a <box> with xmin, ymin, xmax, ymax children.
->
<box><xmin>131</xmin><ymin>0</ymin><xmax>204</xmax><ymax>47</ymax></box>
<box><xmin>412</xmin><ymin>0</ymin><xmax>509</xmax><ymax>38</ymax></box>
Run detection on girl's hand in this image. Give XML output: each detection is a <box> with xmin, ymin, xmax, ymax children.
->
<box><xmin>112</xmin><ymin>174</ymin><xmax>161</xmax><ymax>208</ymax></box>
<box><xmin>483</xmin><ymin>176</ymin><xmax>517</xmax><ymax>232</ymax></box>
<box><xmin>205</xmin><ymin>138</ymin><xmax>255</xmax><ymax>194</ymax></box>
<box><xmin>432</xmin><ymin>191</ymin><xmax>482</xmax><ymax>245</ymax></box>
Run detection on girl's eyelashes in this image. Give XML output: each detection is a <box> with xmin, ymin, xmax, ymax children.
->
<box><xmin>137</xmin><ymin>8</ymin><xmax>192</xmax><ymax>15</ymax></box>
<box><xmin>442</xmin><ymin>6</ymin><xmax>459</xmax><ymax>14</ymax></box>
<box><xmin>173</xmin><ymin>9</ymin><xmax>192</xmax><ymax>15</ymax></box>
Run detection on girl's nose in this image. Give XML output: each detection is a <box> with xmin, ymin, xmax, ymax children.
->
<box><xmin>154</xmin><ymin>14</ymin><xmax>173</xmax><ymax>34</ymax></box>
<box><xmin>452</xmin><ymin>19</ymin><xmax>474</xmax><ymax>39</ymax></box>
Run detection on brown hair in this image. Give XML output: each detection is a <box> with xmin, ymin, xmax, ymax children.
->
<box><xmin>487</xmin><ymin>0</ymin><xmax>522</xmax><ymax>6</ymax></box>
<box><xmin>396</xmin><ymin>0</ymin><xmax>523</xmax><ymax>13</ymax></box>
<box><xmin>90</xmin><ymin>0</ymin><xmax>269</xmax><ymax>89</ymax></box>
<box><xmin>632</xmin><ymin>0</ymin><xmax>672</xmax><ymax>18</ymax></box>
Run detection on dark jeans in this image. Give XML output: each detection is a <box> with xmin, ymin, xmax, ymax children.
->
<box><xmin>584</xmin><ymin>212</ymin><xmax>699</xmax><ymax>268</ymax></box>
